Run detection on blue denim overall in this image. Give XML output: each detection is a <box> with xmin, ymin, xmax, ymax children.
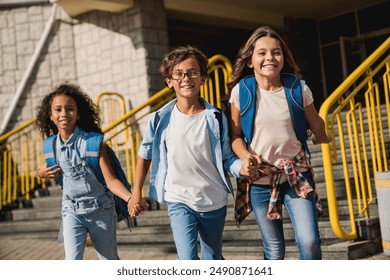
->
<box><xmin>56</xmin><ymin>127</ymin><xmax>118</xmax><ymax>260</ymax></box>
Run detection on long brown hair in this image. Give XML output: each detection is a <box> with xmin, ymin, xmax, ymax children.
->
<box><xmin>227</xmin><ymin>26</ymin><xmax>300</xmax><ymax>91</ymax></box>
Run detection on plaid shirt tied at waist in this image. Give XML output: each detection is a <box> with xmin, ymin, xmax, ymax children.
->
<box><xmin>234</xmin><ymin>149</ymin><xmax>323</xmax><ymax>226</ymax></box>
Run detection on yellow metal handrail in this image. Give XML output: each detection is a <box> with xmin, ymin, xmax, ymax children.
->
<box><xmin>319</xmin><ymin>36</ymin><xmax>390</xmax><ymax>240</ymax></box>
<box><xmin>0</xmin><ymin>119</ymin><xmax>45</xmax><ymax>210</ymax></box>
<box><xmin>0</xmin><ymin>54</ymin><xmax>232</xmax><ymax>211</ymax></box>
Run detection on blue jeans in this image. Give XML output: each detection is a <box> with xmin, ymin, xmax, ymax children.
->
<box><xmin>62</xmin><ymin>194</ymin><xmax>118</xmax><ymax>260</ymax></box>
<box><xmin>250</xmin><ymin>171</ymin><xmax>322</xmax><ymax>260</ymax></box>
<box><xmin>167</xmin><ymin>202</ymin><xmax>226</xmax><ymax>260</ymax></box>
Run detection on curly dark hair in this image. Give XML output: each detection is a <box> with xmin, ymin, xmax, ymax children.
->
<box><xmin>35</xmin><ymin>82</ymin><xmax>103</xmax><ymax>138</ymax></box>
<box><xmin>227</xmin><ymin>26</ymin><xmax>301</xmax><ymax>91</ymax></box>
<box><xmin>160</xmin><ymin>45</ymin><xmax>209</xmax><ymax>84</ymax></box>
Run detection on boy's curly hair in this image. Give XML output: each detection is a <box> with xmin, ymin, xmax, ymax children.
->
<box><xmin>160</xmin><ymin>45</ymin><xmax>209</xmax><ymax>83</ymax></box>
<box><xmin>35</xmin><ymin>82</ymin><xmax>103</xmax><ymax>138</ymax></box>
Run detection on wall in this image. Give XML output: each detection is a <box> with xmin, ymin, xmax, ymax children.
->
<box><xmin>0</xmin><ymin>0</ymin><xmax>168</xmax><ymax>133</ymax></box>
<box><xmin>73</xmin><ymin>0</ymin><xmax>168</xmax><ymax>113</ymax></box>
<box><xmin>0</xmin><ymin>3</ymin><xmax>76</xmax><ymax>131</ymax></box>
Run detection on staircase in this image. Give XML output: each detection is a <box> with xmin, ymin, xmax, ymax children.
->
<box><xmin>0</xmin><ymin>139</ymin><xmax>383</xmax><ymax>260</ymax></box>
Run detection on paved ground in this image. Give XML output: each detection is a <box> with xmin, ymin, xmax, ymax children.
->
<box><xmin>0</xmin><ymin>238</ymin><xmax>176</xmax><ymax>260</ymax></box>
<box><xmin>1</xmin><ymin>237</ymin><xmax>389</xmax><ymax>260</ymax></box>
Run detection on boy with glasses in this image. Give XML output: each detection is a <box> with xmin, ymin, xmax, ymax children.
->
<box><xmin>128</xmin><ymin>45</ymin><xmax>256</xmax><ymax>260</ymax></box>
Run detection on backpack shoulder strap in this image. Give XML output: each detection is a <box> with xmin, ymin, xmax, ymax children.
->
<box><xmin>282</xmin><ymin>73</ymin><xmax>310</xmax><ymax>157</ymax></box>
<box><xmin>43</xmin><ymin>134</ymin><xmax>58</xmax><ymax>167</ymax></box>
<box><xmin>83</xmin><ymin>132</ymin><xmax>105</xmax><ymax>184</ymax></box>
<box><xmin>239</xmin><ymin>76</ymin><xmax>257</xmax><ymax>144</ymax></box>
<box><xmin>105</xmin><ymin>144</ymin><xmax>133</xmax><ymax>222</ymax></box>
<box><xmin>106</xmin><ymin>145</ymin><xmax>132</xmax><ymax>191</ymax></box>
<box><xmin>82</xmin><ymin>132</ymin><xmax>133</xmax><ymax>223</ymax></box>
<box><xmin>214</xmin><ymin>108</ymin><xmax>223</xmax><ymax>140</ymax></box>
<box><xmin>42</xmin><ymin>134</ymin><xmax>64</xmax><ymax>187</ymax></box>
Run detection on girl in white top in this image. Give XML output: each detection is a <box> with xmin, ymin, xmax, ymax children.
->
<box><xmin>228</xmin><ymin>26</ymin><xmax>331</xmax><ymax>260</ymax></box>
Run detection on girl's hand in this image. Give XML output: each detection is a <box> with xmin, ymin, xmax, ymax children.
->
<box><xmin>312</xmin><ymin>136</ymin><xmax>331</xmax><ymax>145</ymax></box>
<box><xmin>128</xmin><ymin>196</ymin><xmax>149</xmax><ymax>218</ymax></box>
<box><xmin>36</xmin><ymin>164</ymin><xmax>61</xmax><ymax>179</ymax></box>
<box><xmin>240</xmin><ymin>154</ymin><xmax>260</xmax><ymax>177</ymax></box>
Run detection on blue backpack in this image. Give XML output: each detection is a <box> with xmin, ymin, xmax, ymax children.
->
<box><xmin>42</xmin><ymin>132</ymin><xmax>133</xmax><ymax>227</ymax></box>
<box><xmin>239</xmin><ymin>73</ymin><xmax>311</xmax><ymax>157</ymax></box>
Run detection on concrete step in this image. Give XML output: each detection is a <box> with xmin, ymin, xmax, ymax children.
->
<box><xmin>0</xmin><ymin>231</ymin><xmax>60</xmax><ymax>240</ymax></box>
<box><xmin>7</xmin><ymin>183</ymin><xmax>379</xmax><ymax>230</ymax></box>
<box><xmin>114</xmin><ymin>233</ymin><xmax>382</xmax><ymax>260</ymax></box>
<box><xmin>0</xmin><ymin>212</ymin><xmax>355</xmax><ymax>244</ymax></box>
<box><xmin>0</xmin><ymin>219</ymin><xmax>62</xmax><ymax>234</ymax></box>
<box><xmin>114</xmin><ymin>217</ymin><xmax>356</xmax><ymax>243</ymax></box>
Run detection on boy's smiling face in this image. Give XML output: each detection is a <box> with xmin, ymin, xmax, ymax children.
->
<box><xmin>166</xmin><ymin>57</ymin><xmax>205</xmax><ymax>101</ymax></box>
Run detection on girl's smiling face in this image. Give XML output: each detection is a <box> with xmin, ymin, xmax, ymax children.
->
<box><xmin>249</xmin><ymin>36</ymin><xmax>284</xmax><ymax>81</ymax></box>
<box><xmin>50</xmin><ymin>94</ymin><xmax>79</xmax><ymax>136</ymax></box>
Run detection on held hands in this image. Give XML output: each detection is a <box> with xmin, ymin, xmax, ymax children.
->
<box><xmin>240</xmin><ymin>154</ymin><xmax>261</xmax><ymax>178</ymax></box>
<box><xmin>36</xmin><ymin>164</ymin><xmax>61</xmax><ymax>178</ymax></box>
<box><xmin>127</xmin><ymin>195</ymin><xmax>149</xmax><ymax>219</ymax></box>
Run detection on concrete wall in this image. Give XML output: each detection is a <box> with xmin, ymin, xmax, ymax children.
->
<box><xmin>0</xmin><ymin>3</ymin><xmax>76</xmax><ymax>131</ymax></box>
<box><xmin>73</xmin><ymin>0</ymin><xmax>168</xmax><ymax>112</ymax></box>
<box><xmin>0</xmin><ymin>0</ymin><xmax>168</xmax><ymax>133</ymax></box>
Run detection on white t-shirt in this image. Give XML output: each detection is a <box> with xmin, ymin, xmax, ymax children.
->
<box><xmin>230</xmin><ymin>82</ymin><xmax>314</xmax><ymax>184</ymax></box>
<box><xmin>164</xmin><ymin>105</ymin><xmax>228</xmax><ymax>211</ymax></box>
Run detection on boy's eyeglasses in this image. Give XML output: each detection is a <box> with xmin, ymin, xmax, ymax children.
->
<box><xmin>170</xmin><ymin>70</ymin><xmax>201</xmax><ymax>81</ymax></box>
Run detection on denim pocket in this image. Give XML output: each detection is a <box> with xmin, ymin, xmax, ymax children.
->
<box><xmin>61</xmin><ymin>162</ymin><xmax>87</xmax><ymax>180</ymax></box>
<box><xmin>98</xmin><ymin>194</ymin><xmax>115</xmax><ymax>210</ymax></box>
<box><xmin>69</xmin><ymin>162</ymin><xmax>87</xmax><ymax>180</ymax></box>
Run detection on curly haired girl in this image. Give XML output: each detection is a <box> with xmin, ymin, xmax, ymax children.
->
<box><xmin>35</xmin><ymin>82</ymin><xmax>134</xmax><ymax>260</ymax></box>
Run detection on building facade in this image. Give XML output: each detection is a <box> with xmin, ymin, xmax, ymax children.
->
<box><xmin>0</xmin><ymin>0</ymin><xmax>388</xmax><ymax>134</ymax></box>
